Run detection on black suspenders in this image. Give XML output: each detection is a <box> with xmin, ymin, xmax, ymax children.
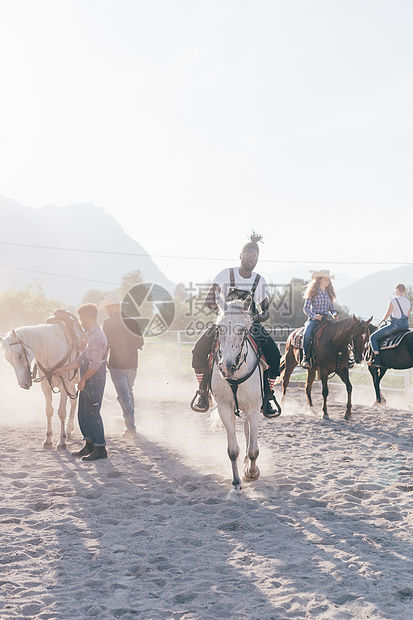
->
<box><xmin>229</xmin><ymin>268</ymin><xmax>261</xmax><ymax>300</ymax></box>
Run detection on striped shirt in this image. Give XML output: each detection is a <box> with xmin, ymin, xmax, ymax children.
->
<box><xmin>304</xmin><ymin>290</ymin><xmax>336</xmax><ymax>320</ymax></box>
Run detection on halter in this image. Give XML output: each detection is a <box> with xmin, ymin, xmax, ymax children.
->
<box><xmin>8</xmin><ymin>336</ymin><xmax>79</xmax><ymax>399</ymax></box>
<box><xmin>9</xmin><ymin>339</ymin><xmax>34</xmax><ymax>387</ymax></box>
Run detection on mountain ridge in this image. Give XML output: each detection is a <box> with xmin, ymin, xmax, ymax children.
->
<box><xmin>0</xmin><ymin>196</ymin><xmax>174</xmax><ymax>306</ymax></box>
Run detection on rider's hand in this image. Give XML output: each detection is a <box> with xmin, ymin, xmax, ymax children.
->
<box><xmin>315</xmin><ymin>314</ymin><xmax>322</xmax><ymax>321</ymax></box>
<box><xmin>77</xmin><ymin>378</ymin><xmax>86</xmax><ymax>391</ymax></box>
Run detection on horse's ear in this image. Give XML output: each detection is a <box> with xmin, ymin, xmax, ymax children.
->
<box><xmin>352</xmin><ymin>314</ymin><xmax>358</xmax><ymax>324</ymax></box>
<box><xmin>11</xmin><ymin>329</ymin><xmax>18</xmax><ymax>344</ymax></box>
<box><xmin>215</xmin><ymin>292</ymin><xmax>227</xmax><ymax>313</ymax></box>
<box><xmin>367</xmin><ymin>316</ymin><xmax>373</xmax><ymax>325</ymax></box>
<box><xmin>243</xmin><ymin>295</ymin><xmax>252</xmax><ymax>312</ymax></box>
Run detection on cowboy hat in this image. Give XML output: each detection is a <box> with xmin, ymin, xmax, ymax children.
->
<box><xmin>309</xmin><ymin>269</ymin><xmax>335</xmax><ymax>280</ymax></box>
<box><xmin>98</xmin><ymin>294</ymin><xmax>122</xmax><ymax>310</ymax></box>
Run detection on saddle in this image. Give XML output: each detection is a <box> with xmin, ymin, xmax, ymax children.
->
<box><xmin>47</xmin><ymin>309</ymin><xmax>86</xmax><ymax>354</ymax></box>
<box><xmin>378</xmin><ymin>329</ymin><xmax>411</xmax><ymax>350</ymax></box>
<box><xmin>291</xmin><ymin>320</ymin><xmax>330</xmax><ymax>366</ymax></box>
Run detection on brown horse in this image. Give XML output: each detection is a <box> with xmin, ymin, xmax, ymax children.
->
<box><xmin>279</xmin><ymin>315</ymin><xmax>372</xmax><ymax>420</ymax></box>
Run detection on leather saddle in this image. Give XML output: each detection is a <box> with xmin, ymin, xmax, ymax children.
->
<box><xmin>379</xmin><ymin>329</ymin><xmax>411</xmax><ymax>351</ymax></box>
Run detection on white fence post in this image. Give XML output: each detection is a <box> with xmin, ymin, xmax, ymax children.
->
<box><xmin>177</xmin><ymin>330</ymin><xmax>182</xmax><ymax>374</ymax></box>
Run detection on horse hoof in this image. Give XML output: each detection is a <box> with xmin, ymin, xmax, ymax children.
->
<box><xmin>243</xmin><ymin>467</ymin><xmax>260</xmax><ymax>482</ymax></box>
<box><xmin>323</xmin><ymin>413</ymin><xmax>330</xmax><ymax>420</ymax></box>
<box><xmin>42</xmin><ymin>442</ymin><xmax>54</xmax><ymax>450</ymax></box>
<box><xmin>56</xmin><ymin>443</ymin><xmax>67</xmax><ymax>450</ymax></box>
<box><xmin>229</xmin><ymin>488</ymin><xmax>242</xmax><ymax>499</ymax></box>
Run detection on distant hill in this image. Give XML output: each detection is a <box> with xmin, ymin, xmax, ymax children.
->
<box><xmin>338</xmin><ymin>265</ymin><xmax>413</xmax><ymax>321</ymax></box>
<box><xmin>0</xmin><ymin>196</ymin><xmax>174</xmax><ymax>306</ymax></box>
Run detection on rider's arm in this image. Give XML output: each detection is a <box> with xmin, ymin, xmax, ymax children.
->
<box><xmin>205</xmin><ymin>283</ymin><xmax>220</xmax><ymax>312</ymax></box>
<box><xmin>254</xmin><ymin>297</ymin><xmax>270</xmax><ymax>323</ymax></box>
<box><xmin>304</xmin><ymin>297</ymin><xmax>317</xmax><ymax>320</ymax></box>
<box><xmin>381</xmin><ymin>301</ymin><xmax>393</xmax><ymax>324</ymax></box>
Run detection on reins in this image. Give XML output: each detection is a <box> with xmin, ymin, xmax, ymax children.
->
<box><xmin>214</xmin><ymin>326</ymin><xmax>269</xmax><ymax>417</ymax></box>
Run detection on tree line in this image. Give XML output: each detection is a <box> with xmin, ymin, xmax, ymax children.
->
<box><xmin>1</xmin><ymin>273</ymin><xmax>412</xmax><ymax>336</ymax></box>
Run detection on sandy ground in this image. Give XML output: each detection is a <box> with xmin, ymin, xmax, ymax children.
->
<box><xmin>1</xmin><ymin>357</ymin><xmax>413</xmax><ymax>620</ymax></box>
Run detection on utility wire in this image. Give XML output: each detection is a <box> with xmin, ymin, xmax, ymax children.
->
<box><xmin>0</xmin><ymin>240</ymin><xmax>412</xmax><ymax>266</ymax></box>
<box><xmin>0</xmin><ymin>264</ymin><xmax>119</xmax><ymax>286</ymax></box>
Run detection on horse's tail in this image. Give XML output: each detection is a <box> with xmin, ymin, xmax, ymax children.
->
<box><xmin>278</xmin><ymin>354</ymin><xmax>286</xmax><ymax>380</ymax></box>
<box><xmin>208</xmin><ymin>407</ymin><xmax>224</xmax><ymax>432</ymax></box>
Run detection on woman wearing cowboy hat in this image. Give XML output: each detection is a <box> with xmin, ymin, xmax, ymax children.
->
<box><xmin>301</xmin><ymin>269</ymin><xmax>338</xmax><ymax>368</ymax></box>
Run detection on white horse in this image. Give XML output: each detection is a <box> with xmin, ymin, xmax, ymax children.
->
<box><xmin>0</xmin><ymin>323</ymin><xmax>79</xmax><ymax>449</ymax></box>
<box><xmin>211</xmin><ymin>294</ymin><xmax>264</xmax><ymax>494</ymax></box>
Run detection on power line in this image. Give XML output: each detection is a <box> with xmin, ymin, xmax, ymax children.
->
<box><xmin>0</xmin><ymin>264</ymin><xmax>119</xmax><ymax>286</ymax></box>
<box><xmin>0</xmin><ymin>240</ymin><xmax>412</xmax><ymax>266</ymax></box>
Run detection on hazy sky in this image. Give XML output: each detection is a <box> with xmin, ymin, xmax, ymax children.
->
<box><xmin>1</xmin><ymin>0</ymin><xmax>412</xmax><ymax>285</ymax></box>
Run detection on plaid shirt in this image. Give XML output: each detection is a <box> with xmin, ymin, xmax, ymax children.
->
<box><xmin>304</xmin><ymin>290</ymin><xmax>336</xmax><ymax>320</ymax></box>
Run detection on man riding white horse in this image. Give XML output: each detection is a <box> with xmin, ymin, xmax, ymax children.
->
<box><xmin>191</xmin><ymin>232</ymin><xmax>281</xmax><ymax>417</ymax></box>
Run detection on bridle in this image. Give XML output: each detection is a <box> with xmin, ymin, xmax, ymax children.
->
<box><xmin>215</xmin><ymin>325</ymin><xmax>249</xmax><ymax>380</ymax></box>
<box><xmin>214</xmin><ymin>323</ymin><xmax>261</xmax><ymax>386</ymax></box>
<box><xmin>8</xmin><ymin>340</ymin><xmax>34</xmax><ymax>387</ymax></box>
<box><xmin>8</xmin><ymin>337</ymin><xmax>78</xmax><ymax>399</ymax></box>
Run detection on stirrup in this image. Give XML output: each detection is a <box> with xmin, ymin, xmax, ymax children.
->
<box><xmin>190</xmin><ymin>389</ymin><xmax>210</xmax><ymax>413</ymax></box>
<box><xmin>262</xmin><ymin>390</ymin><xmax>282</xmax><ymax>419</ymax></box>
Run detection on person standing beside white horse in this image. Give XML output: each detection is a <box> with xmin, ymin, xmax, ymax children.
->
<box><xmin>54</xmin><ymin>303</ymin><xmax>109</xmax><ymax>462</ymax></box>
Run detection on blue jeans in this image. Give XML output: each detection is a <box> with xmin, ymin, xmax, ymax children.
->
<box><xmin>303</xmin><ymin>319</ymin><xmax>319</xmax><ymax>355</ymax></box>
<box><xmin>370</xmin><ymin>318</ymin><xmax>409</xmax><ymax>353</ymax></box>
<box><xmin>78</xmin><ymin>360</ymin><xmax>107</xmax><ymax>447</ymax></box>
<box><xmin>109</xmin><ymin>368</ymin><xmax>137</xmax><ymax>431</ymax></box>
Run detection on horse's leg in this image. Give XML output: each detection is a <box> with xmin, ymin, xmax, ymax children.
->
<box><xmin>40</xmin><ymin>382</ymin><xmax>54</xmax><ymax>449</ymax></box>
<box><xmin>368</xmin><ymin>366</ymin><xmax>386</xmax><ymax>406</ymax></box>
<box><xmin>377</xmin><ymin>368</ymin><xmax>387</xmax><ymax>405</ymax></box>
<box><xmin>242</xmin><ymin>412</ymin><xmax>260</xmax><ymax>482</ymax></box>
<box><xmin>338</xmin><ymin>367</ymin><xmax>353</xmax><ymax>421</ymax></box>
<box><xmin>305</xmin><ymin>368</ymin><xmax>317</xmax><ymax>414</ymax></box>
<box><xmin>281</xmin><ymin>348</ymin><xmax>298</xmax><ymax>405</ymax></box>
<box><xmin>318</xmin><ymin>370</ymin><xmax>330</xmax><ymax>419</ymax></box>
<box><xmin>65</xmin><ymin>375</ymin><xmax>78</xmax><ymax>437</ymax></box>
<box><xmin>219</xmin><ymin>406</ymin><xmax>242</xmax><ymax>492</ymax></box>
<box><xmin>56</xmin><ymin>390</ymin><xmax>69</xmax><ymax>449</ymax></box>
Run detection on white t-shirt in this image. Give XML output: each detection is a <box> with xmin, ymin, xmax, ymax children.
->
<box><xmin>213</xmin><ymin>268</ymin><xmax>269</xmax><ymax>309</ymax></box>
<box><xmin>391</xmin><ymin>295</ymin><xmax>410</xmax><ymax>319</ymax></box>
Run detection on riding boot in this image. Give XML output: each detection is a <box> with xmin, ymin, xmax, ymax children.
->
<box><xmin>71</xmin><ymin>441</ymin><xmax>94</xmax><ymax>457</ymax></box>
<box><xmin>301</xmin><ymin>355</ymin><xmax>311</xmax><ymax>369</ymax></box>
<box><xmin>191</xmin><ymin>390</ymin><xmax>210</xmax><ymax>412</ymax></box>
<box><xmin>369</xmin><ymin>354</ymin><xmax>382</xmax><ymax>367</ymax></box>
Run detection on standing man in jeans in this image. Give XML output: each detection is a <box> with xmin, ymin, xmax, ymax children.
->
<box><xmin>54</xmin><ymin>303</ymin><xmax>108</xmax><ymax>461</ymax></box>
<box><xmin>100</xmin><ymin>294</ymin><xmax>144</xmax><ymax>439</ymax></box>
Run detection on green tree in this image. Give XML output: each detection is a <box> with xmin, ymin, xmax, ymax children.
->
<box><xmin>81</xmin><ymin>289</ymin><xmax>111</xmax><ymax>305</ymax></box>
<box><xmin>0</xmin><ymin>281</ymin><xmax>62</xmax><ymax>331</ymax></box>
<box><xmin>118</xmin><ymin>270</ymin><xmax>143</xmax><ymax>298</ymax></box>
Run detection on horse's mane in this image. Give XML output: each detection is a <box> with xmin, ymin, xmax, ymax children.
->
<box><xmin>8</xmin><ymin>324</ymin><xmax>65</xmax><ymax>359</ymax></box>
<box><xmin>217</xmin><ymin>299</ymin><xmax>253</xmax><ymax>323</ymax></box>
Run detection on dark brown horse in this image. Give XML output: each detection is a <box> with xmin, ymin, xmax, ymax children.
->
<box><xmin>280</xmin><ymin>316</ymin><xmax>372</xmax><ymax>420</ymax></box>
<box><xmin>367</xmin><ymin>327</ymin><xmax>413</xmax><ymax>405</ymax></box>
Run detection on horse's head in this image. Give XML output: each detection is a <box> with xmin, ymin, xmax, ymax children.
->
<box><xmin>215</xmin><ymin>294</ymin><xmax>253</xmax><ymax>379</ymax></box>
<box><xmin>351</xmin><ymin>315</ymin><xmax>373</xmax><ymax>364</ymax></box>
<box><xmin>1</xmin><ymin>329</ymin><xmax>34</xmax><ymax>389</ymax></box>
